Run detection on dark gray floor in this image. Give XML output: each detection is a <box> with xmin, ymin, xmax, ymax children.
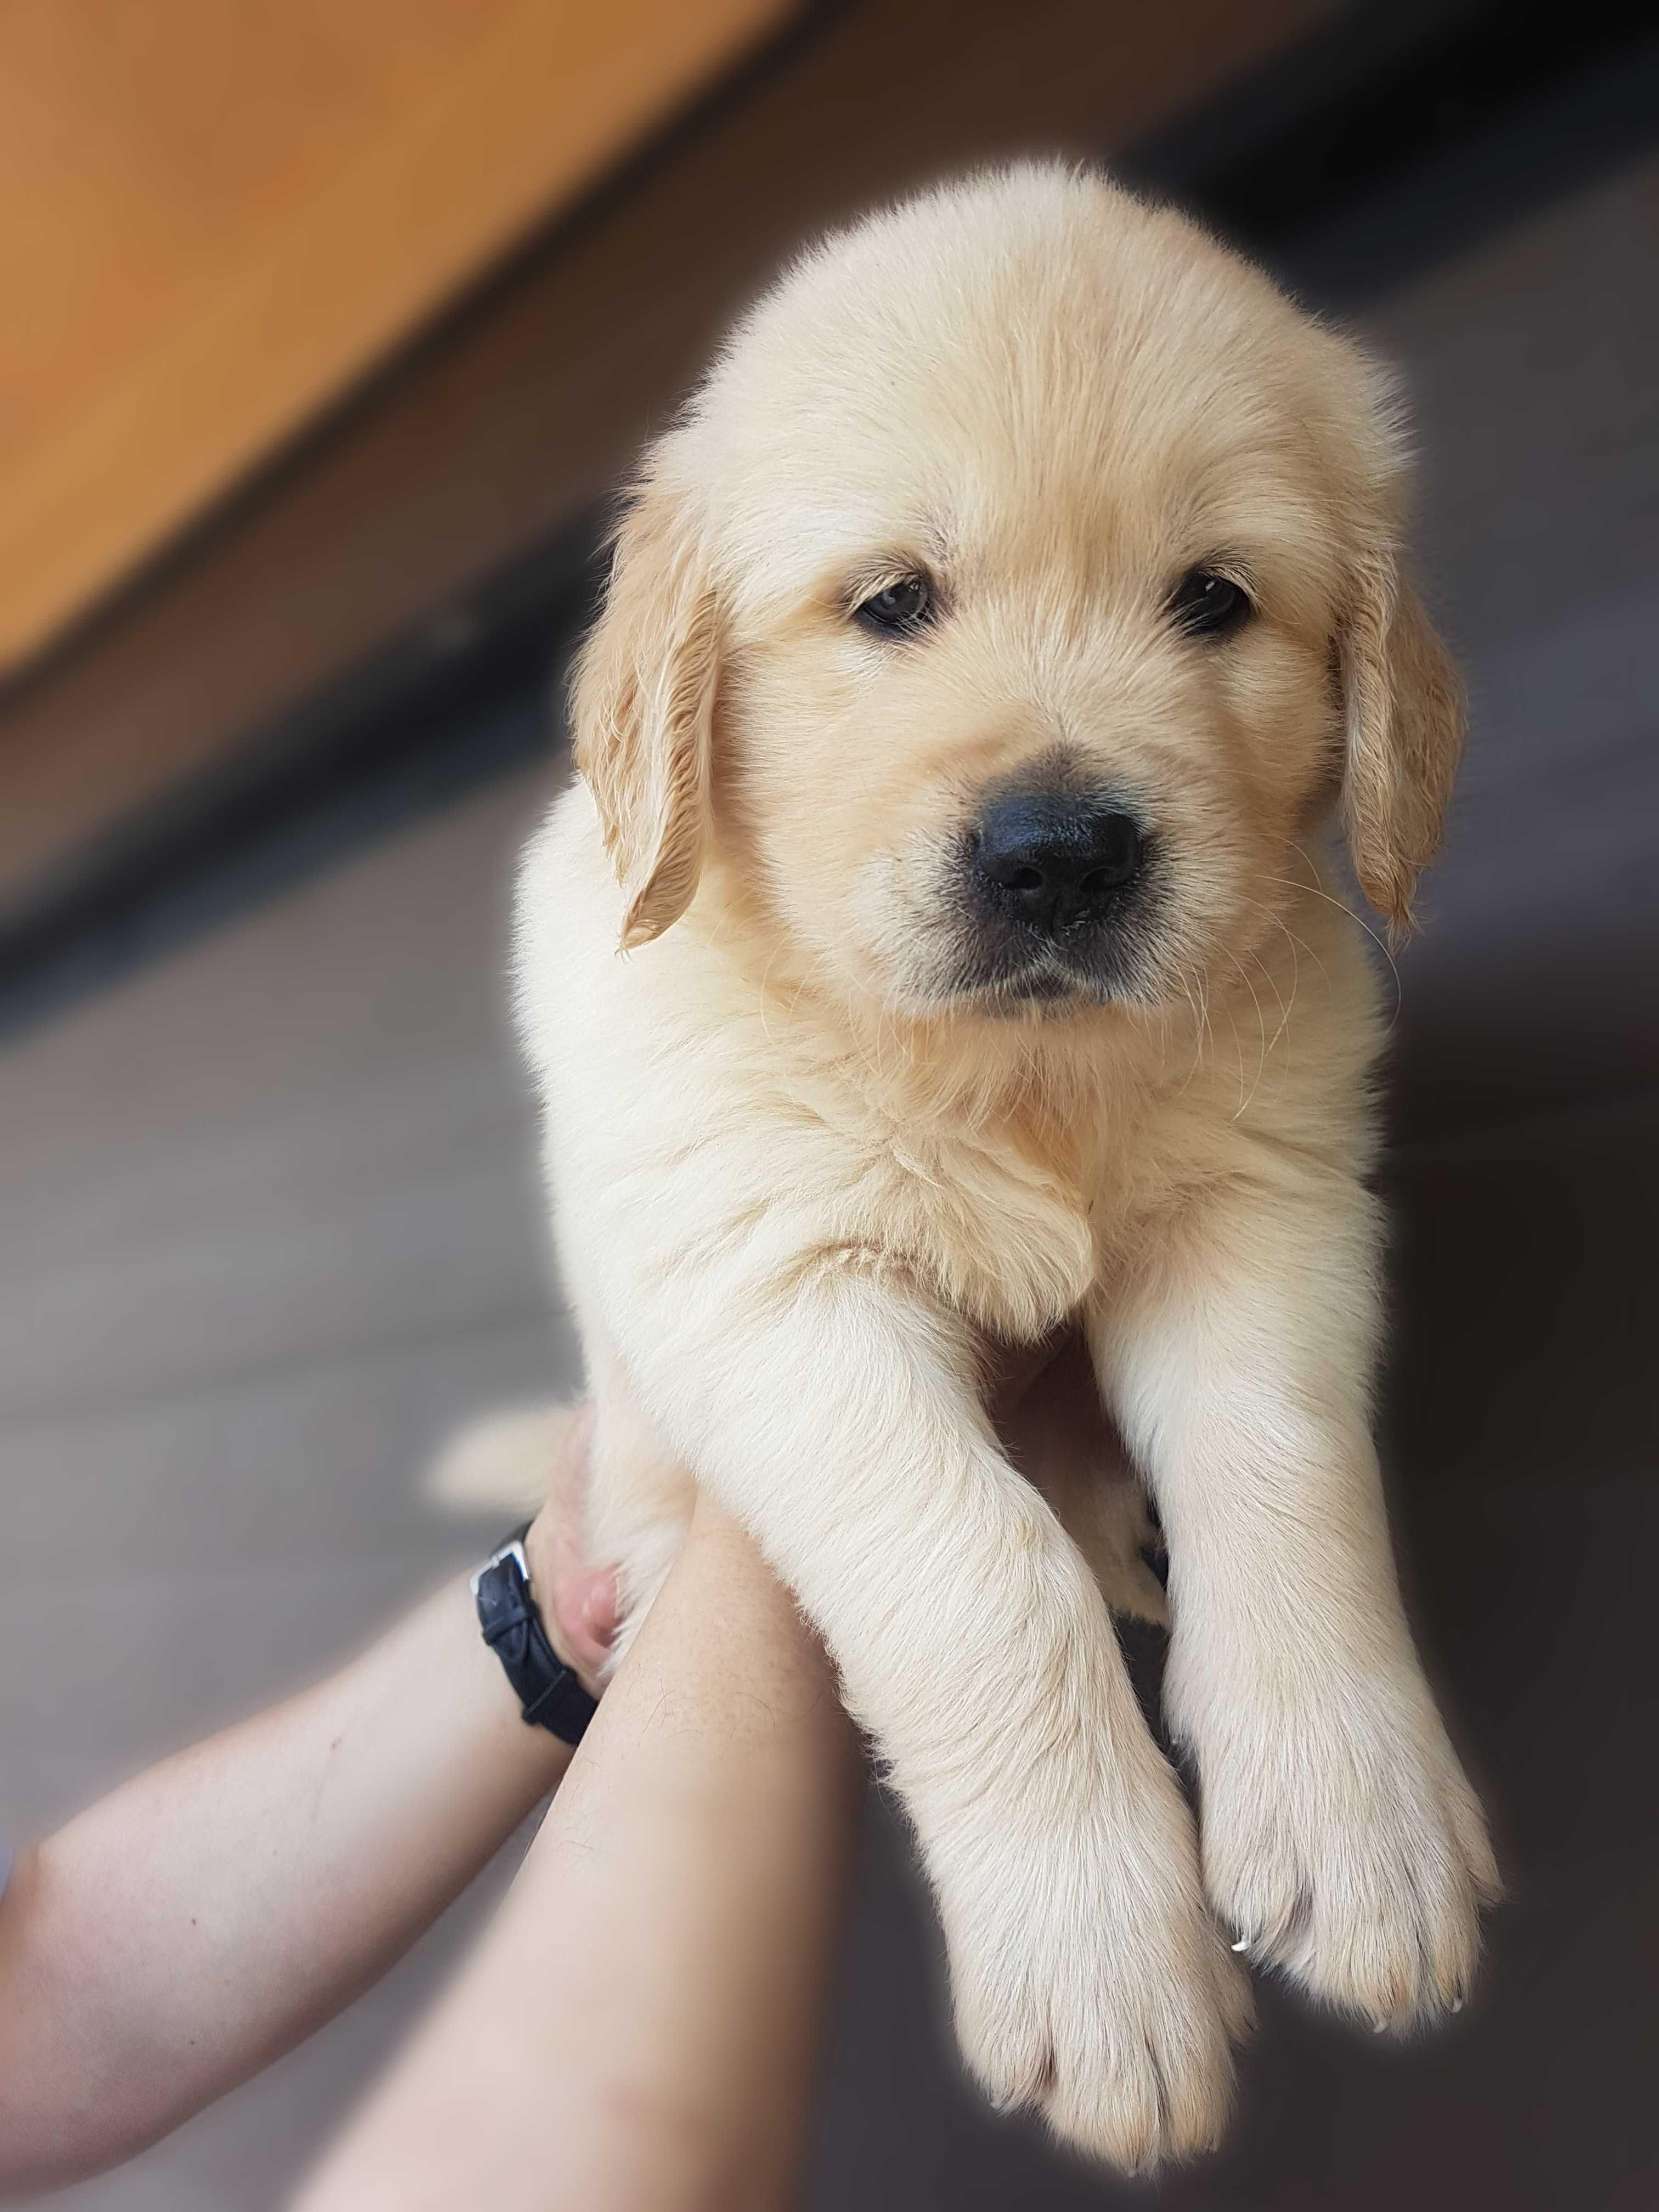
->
<box><xmin>3</xmin><ymin>154</ymin><xmax>1656</xmax><ymax>2210</ymax></box>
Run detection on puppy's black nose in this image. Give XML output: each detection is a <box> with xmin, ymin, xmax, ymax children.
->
<box><xmin>971</xmin><ymin>793</ymin><xmax>1143</xmax><ymax>933</ymax></box>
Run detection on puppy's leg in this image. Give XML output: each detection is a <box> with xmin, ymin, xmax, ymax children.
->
<box><xmin>624</xmin><ymin>1257</ymin><xmax>1250</xmax><ymax>2171</ymax></box>
<box><xmin>1091</xmin><ymin>1176</ymin><xmax>1499</xmax><ymax>2030</ymax></box>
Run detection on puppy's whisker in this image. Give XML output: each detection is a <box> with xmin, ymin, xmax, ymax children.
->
<box><xmin>784</xmin><ymin>945</ymin><xmax>842</xmax><ymax>1029</ymax></box>
<box><xmin>1220</xmin><ymin>994</ymin><xmax>1247</xmax><ymax>1117</ymax></box>
<box><xmin>1277</xmin><ymin>851</ymin><xmax>1403</xmax><ymax>1030</ymax></box>
<box><xmin>1267</xmin><ymin>910</ymin><xmax>1329</xmax><ymax>1001</ymax></box>
<box><xmin>1258</xmin><ymin>925</ymin><xmax>1299</xmax><ymax>1076</ymax></box>
<box><xmin>1220</xmin><ymin>945</ymin><xmax>1269</xmax><ymax>1122</ymax></box>
<box><xmin>1170</xmin><ymin>963</ymin><xmax>1207</xmax><ymax>1097</ymax></box>
<box><xmin>1182</xmin><ymin>958</ymin><xmax>1215</xmax><ymax>1086</ymax></box>
<box><xmin>1250</xmin><ymin>945</ymin><xmax>1293</xmax><ymax>1107</ymax></box>
<box><xmin>1238</xmin><ymin>923</ymin><xmax>1294</xmax><ymax>1086</ymax></box>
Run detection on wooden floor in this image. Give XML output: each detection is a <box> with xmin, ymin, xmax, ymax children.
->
<box><xmin>3</xmin><ymin>152</ymin><xmax>1656</xmax><ymax>2211</ymax></box>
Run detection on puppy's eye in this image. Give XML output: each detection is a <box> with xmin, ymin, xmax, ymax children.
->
<box><xmin>1167</xmin><ymin>568</ymin><xmax>1251</xmax><ymax>640</ymax></box>
<box><xmin>853</xmin><ymin>573</ymin><xmax>934</xmax><ymax>637</ymax></box>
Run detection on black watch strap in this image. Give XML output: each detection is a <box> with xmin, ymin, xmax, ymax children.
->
<box><xmin>473</xmin><ymin>1523</ymin><xmax>597</xmax><ymax>1746</ymax></box>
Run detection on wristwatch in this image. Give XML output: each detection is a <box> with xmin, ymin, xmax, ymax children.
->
<box><xmin>472</xmin><ymin>1524</ymin><xmax>598</xmax><ymax>1746</ymax></box>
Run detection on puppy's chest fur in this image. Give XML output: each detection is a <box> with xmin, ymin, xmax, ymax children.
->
<box><xmin>812</xmin><ymin>1059</ymin><xmax>1164</xmax><ymax>1345</ymax></box>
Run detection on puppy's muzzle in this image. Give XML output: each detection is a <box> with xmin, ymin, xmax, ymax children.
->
<box><xmin>969</xmin><ymin>791</ymin><xmax>1144</xmax><ymax>938</ymax></box>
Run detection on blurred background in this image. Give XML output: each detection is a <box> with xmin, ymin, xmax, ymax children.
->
<box><xmin>2</xmin><ymin>2</ymin><xmax>1655</xmax><ymax>2204</ymax></box>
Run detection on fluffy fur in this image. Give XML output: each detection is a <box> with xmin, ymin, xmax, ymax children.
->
<box><xmin>493</xmin><ymin>164</ymin><xmax>1497</xmax><ymax>2169</ymax></box>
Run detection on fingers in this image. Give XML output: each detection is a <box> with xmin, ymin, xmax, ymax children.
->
<box><xmin>560</xmin><ymin>1563</ymin><xmax>620</xmax><ymax>1684</ymax></box>
<box><xmin>523</xmin><ymin>1398</ymin><xmax>621</xmax><ymax>1695</ymax></box>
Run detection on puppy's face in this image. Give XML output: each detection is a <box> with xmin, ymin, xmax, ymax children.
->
<box><xmin>703</xmin><ymin>296</ymin><xmax>1348</xmax><ymax>1020</ymax></box>
<box><xmin>577</xmin><ymin>168</ymin><xmax>1465</xmax><ymax>1019</ymax></box>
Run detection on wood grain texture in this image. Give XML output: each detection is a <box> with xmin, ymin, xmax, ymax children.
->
<box><xmin>0</xmin><ymin>0</ymin><xmax>1324</xmax><ymax>918</ymax></box>
<box><xmin>0</xmin><ymin>0</ymin><xmax>788</xmax><ymax>673</ymax></box>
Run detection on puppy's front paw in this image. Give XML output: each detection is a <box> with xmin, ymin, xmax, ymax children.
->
<box><xmin>941</xmin><ymin>1775</ymin><xmax>1252</xmax><ymax>2171</ymax></box>
<box><xmin>1189</xmin><ymin>1671</ymin><xmax>1500</xmax><ymax>2030</ymax></box>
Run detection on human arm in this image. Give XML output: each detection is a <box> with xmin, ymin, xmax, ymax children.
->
<box><xmin>296</xmin><ymin>1489</ymin><xmax>864</xmax><ymax>2212</ymax></box>
<box><xmin>0</xmin><ymin>1417</ymin><xmax>613</xmax><ymax>2196</ymax></box>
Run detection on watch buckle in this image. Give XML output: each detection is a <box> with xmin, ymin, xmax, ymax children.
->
<box><xmin>470</xmin><ymin>1537</ymin><xmax>529</xmax><ymax>1600</ymax></box>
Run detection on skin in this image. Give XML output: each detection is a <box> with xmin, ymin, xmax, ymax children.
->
<box><xmin>0</xmin><ymin>1423</ymin><xmax>616</xmax><ymax>2197</ymax></box>
<box><xmin>294</xmin><ymin>1488</ymin><xmax>865</xmax><ymax>2212</ymax></box>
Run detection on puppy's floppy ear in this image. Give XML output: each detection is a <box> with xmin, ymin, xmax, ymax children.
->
<box><xmin>572</xmin><ymin>466</ymin><xmax>722</xmax><ymax>950</ymax></box>
<box><xmin>1338</xmin><ymin>541</ymin><xmax>1467</xmax><ymax>940</ymax></box>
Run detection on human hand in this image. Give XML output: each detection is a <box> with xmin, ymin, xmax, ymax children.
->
<box><xmin>298</xmin><ymin>1414</ymin><xmax>859</xmax><ymax>2212</ymax></box>
<box><xmin>520</xmin><ymin>1402</ymin><xmax>620</xmax><ymax>1696</ymax></box>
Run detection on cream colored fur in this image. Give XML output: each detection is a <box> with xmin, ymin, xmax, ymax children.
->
<box><xmin>502</xmin><ymin>164</ymin><xmax>1497</xmax><ymax>2170</ymax></box>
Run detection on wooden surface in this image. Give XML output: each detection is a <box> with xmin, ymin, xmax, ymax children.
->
<box><xmin>0</xmin><ymin>0</ymin><xmax>789</xmax><ymax>675</ymax></box>
<box><xmin>0</xmin><ymin>0</ymin><xmax>1324</xmax><ymax>924</ymax></box>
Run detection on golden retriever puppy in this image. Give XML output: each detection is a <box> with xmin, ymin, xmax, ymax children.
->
<box><xmin>510</xmin><ymin>162</ymin><xmax>1498</xmax><ymax>2168</ymax></box>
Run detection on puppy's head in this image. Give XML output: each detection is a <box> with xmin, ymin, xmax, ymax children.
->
<box><xmin>574</xmin><ymin>163</ymin><xmax>1464</xmax><ymax>1016</ymax></box>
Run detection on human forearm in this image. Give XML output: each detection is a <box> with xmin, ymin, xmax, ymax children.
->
<box><xmin>297</xmin><ymin>1496</ymin><xmax>863</xmax><ymax>2212</ymax></box>
<box><xmin>0</xmin><ymin>1567</ymin><xmax>569</xmax><ymax>2192</ymax></box>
